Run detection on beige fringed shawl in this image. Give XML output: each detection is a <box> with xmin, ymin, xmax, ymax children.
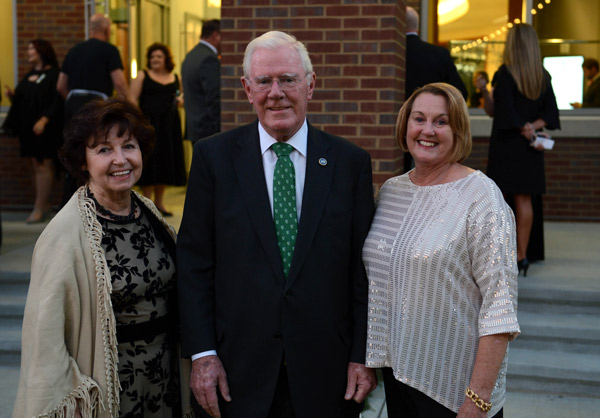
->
<box><xmin>13</xmin><ymin>187</ymin><xmax>192</xmax><ymax>418</ymax></box>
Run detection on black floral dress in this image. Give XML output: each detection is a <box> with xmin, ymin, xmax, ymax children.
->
<box><xmin>99</xmin><ymin>208</ymin><xmax>181</xmax><ymax>418</ymax></box>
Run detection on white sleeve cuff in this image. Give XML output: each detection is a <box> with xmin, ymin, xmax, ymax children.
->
<box><xmin>191</xmin><ymin>350</ymin><xmax>218</xmax><ymax>361</ymax></box>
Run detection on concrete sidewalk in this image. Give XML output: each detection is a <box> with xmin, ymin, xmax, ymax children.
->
<box><xmin>1</xmin><ymin>186</ymin><xmax>599</xmax><ymax>417</ymax></box>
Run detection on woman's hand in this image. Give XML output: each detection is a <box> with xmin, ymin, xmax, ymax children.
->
<box><xmin>520</xmin><ymin>122</ymin><xmax>536</xmax><ymax>140</ymax></box>
<box><xmin>32</xmin><ymin>116</ymin><xmax>49</xmax><ymax>135</ymax></box>
<box><xmin>4</xmin><ymin>85</ymin><xmax>15</xmax><ymax>101</ymax></box>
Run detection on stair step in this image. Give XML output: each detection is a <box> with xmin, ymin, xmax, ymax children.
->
<box><xmin>513</xmin><ymin>311</ymin><xmax>600</xmax><ymax>353</ymax></box>
<box><xmin>507</xmin><ymin>348</ymin><xmax>600</xmax><ymax>398</ymax></box>
<box><xmin>518</xmin><ymin>286</ymin><xmax>600</xmax><ymax>315</ymax></box>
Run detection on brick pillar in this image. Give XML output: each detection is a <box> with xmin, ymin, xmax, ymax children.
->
<box><xmin>15</xmin><ymin>0</ymin><xmax>85</xmax><ymax>77</ymax></box>
<box><xmin>220</xmin><ymin>0</ymin><xmax>407</xmax><ymax>186</ymax></box>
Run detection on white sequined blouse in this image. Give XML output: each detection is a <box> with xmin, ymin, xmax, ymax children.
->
<box><xmin>364</xmin><ymin>170</ymin><xmax>520</xmax><ymax>416</ymax></box>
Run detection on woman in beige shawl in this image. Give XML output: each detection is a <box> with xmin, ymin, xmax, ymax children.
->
<box><xmin>13</xmin><ymin>98</ymin><xmax>191</xmax><ymax>418</ymax></box>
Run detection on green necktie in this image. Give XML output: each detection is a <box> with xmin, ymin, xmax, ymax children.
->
<box><xmin>271</xmin><ymin>142</ymin><xmax>298</xmax><ymax>277</ymax></box>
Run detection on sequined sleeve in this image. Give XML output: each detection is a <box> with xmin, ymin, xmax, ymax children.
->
<box><xmin>467</xmin><ymin>181</ymin><xmax>520</xmax><ymax>340</ymax></box>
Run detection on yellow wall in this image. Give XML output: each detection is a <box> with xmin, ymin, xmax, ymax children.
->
<box><xmin>0</xmin><ymin>0</ymin><xmax>15</xmax><ymax>107</ymax></box>
<box><xmin>170</xmin><ymin>0</ymin><xmax>220</xmax><ymax>71</ymax></box>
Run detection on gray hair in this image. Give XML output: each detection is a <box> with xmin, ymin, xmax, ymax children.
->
<box><xmin>242</xmin><ymin>31</ymin><xmax>314</xmax><ymax>86</ymax></box>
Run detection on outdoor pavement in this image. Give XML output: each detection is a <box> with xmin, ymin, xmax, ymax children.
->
<box><xmin>1</xmin><ymin>185</ymin><xmax>599</xmax><ymax>417</ymax></box>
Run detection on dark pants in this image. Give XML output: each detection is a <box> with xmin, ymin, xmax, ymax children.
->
<box><xmin>383</xmin><ymin>368</ymin><xmax>503</xmax><ymax>418</ymax></box>
<box><xmin>193</xmin><ymin>362</ymin><xmax>362</xmax><ymax>418</ymax></box>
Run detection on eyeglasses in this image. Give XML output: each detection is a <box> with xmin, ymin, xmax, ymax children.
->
<box><xmin>250</xmin><ymin>75</ymin><xmax>306</xmax><ymax>92</ymax></box>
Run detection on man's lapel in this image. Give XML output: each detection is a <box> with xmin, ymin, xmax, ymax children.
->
<box><xmin>286</xmin><ymin>126</ymin><xmax>334</xmax><ymax>289</ymax></box>
<box><xmin>232</xmin><ymin>123</ymin><xmax>285</xmax><ymax>283</ymax></box>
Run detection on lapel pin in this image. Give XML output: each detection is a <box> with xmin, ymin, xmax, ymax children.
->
<box><xmin>318</xmin><ymin>158</ymin><xmax>327</xmax><ymax>166</ymax></box>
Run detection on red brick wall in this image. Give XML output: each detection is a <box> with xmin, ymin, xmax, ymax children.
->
<box><xmin>466</xmin><ymin>137</ymin><xmax>600</xmax><ymax>221</ymax></box>
<box><xmin>0</xmin><ymin>0</ymin><xmax>84</xmax><ymax>209</ymax></box>
<box><xmin>15</xmin><ymin>0</ymin><xmax>85</xmax><ymax>77</ymax></box>
<box><xmin>219</xmin><ymin>0</ymin><xmax>407</xmax><ymax>186</ymax></box>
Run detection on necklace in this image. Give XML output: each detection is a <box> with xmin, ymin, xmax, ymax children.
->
<box><xmin>87</xmin><ymin>188</ymin><xmax>138</xmax><ymax>222</ymax></box>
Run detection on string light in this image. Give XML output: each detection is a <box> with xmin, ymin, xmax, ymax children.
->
<box><xmin>450</xmin><ymin>1</ymin><xmax>551</xmax><ymax>54</ymax></box>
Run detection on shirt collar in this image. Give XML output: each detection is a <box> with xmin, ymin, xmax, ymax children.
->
<box><xmin>259</xmin><ymin>120</ymin><xmax>308</xmax><ymax>157</ymax></box>
<box><xmin>199</xmin><ymin>39</ymin><xmax>218</xmax><ymax>55</ymax></box>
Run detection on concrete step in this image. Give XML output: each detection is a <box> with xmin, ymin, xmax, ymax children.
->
<box><xmin>518</xmin><ymin>285</ymin><xmax>600</xmax><ymax>316</ymax></box>
<box><xmin>513</xmin><ymin>311</ymin><xmax>600</xmax><ymax>354</ymax></box>
<box><xmin>507</xmin><ymin>347</ymin><xmax>600</xmax><ymax>398</ymax></box>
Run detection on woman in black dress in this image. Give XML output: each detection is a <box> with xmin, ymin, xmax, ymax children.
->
<box><xmin>130</xmin><ymin>43</ymin><xmax>186</xmax><ymax>216</ymax></box>
<box><xmin>479</xmin><ymin>24</ymin><xmax>560</xmax><ymax>276</ymax></box>
<box><xmin>3</xmin><ymin>39</ymin><xmax>63</xmax><ymax>223</ymax></box>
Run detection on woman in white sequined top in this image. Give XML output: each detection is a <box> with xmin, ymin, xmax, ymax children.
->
<box><xmin>363</xmin><ymin>83</ymin><xmax>520</xmax><ymax>418</ymax></box>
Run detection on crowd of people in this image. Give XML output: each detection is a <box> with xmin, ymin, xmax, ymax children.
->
<box><xmin>3</xmin><ymin>12</ymin><xmax>572</xmax><ymax>418</ymax></box>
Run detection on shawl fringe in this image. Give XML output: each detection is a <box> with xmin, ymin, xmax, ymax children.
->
<box><xmin>41</xmin><ymin>377</ymin><xmax>100</xmax><ymax>418</ymax></box>
<box><xmin>77</xmin><ymin>188</ymin><xmax>121</xmax><ymax>417</ymax></box>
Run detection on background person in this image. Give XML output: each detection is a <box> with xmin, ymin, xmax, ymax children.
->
<box><xmin>470</xmin><ymin>70</ymin><xmax>489</xmax><ymax>108</ymax></box>
<box><xmin>2</xmin><ymin>39</ymin><xmax>63</xmax><ymax>223</ymax></box>
<box><xmin>177</xmin><ymin>30</ymin><xmax>376</xmax><ymax>418</ymax></box>
<box><xmin>181</xmin><ymin>19</ymin><xmax>221</xmax><ymax>143</ymax></box>
<box><xmin>570</xmin><ymin>57</ymin><xmax>600</xmax><ymax>108</ymax></box>
<box><xmin>404</xmin><ymin>6</ymin><xmax>467</xmax><ymax>173</ymax></box>
<box><xmin>130</xmin><ymin>42</ymin><xmax>187</xmax><ymax>216</ymax></box>
<box><xmin>13</xmin><ymin>98</ymin><xmax>191</xmax><ymax>418</ymax></box>
<box><xmin>364</xmin><ymin>82</ymin><xmax>520</xmax><ymax>418</ymax></box>
<box><xmin>479</xmin><ymin>23</ymin><xmax>560</xmax><ymax>275</ymax></box>
<box><xmin>57</xmin><ymin>13</ymin><xmax>131</xmax><ymax>205</ymax></box>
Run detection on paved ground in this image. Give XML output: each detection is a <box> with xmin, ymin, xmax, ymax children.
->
<box><xmin>1</xmin><ymin>186</ymin><xmax>599</xmax><ymax>417</ymax></box>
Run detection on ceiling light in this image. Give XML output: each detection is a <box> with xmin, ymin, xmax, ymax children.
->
<box><xmin>438</xmin><ymin>0</ymin><xmax>470</xmax><ymax>25</ymax></box>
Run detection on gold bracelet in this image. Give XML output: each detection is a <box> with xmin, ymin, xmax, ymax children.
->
<box><xmin>465</xmin><ymin>387</ymin><xmax>492</xmax><ymax>412</ymax></box>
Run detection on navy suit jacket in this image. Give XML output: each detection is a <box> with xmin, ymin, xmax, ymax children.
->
<box><xmin>181</xmin><ymin>42</ymin><xmax>221</xmax><ymax>142</ymax></box>
<box><xmin>177</xmin><ymin>121</ymin><xmax>374</xmax><ymax>418</ymax></box>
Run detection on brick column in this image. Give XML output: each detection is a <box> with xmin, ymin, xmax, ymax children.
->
<box><xmin>220</xmin><ymin>0</ymin><xmax>407</xmax><ymax>186</ymax></box>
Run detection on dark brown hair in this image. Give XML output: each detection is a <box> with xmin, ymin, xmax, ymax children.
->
<box><xmin>60</xmin><ymin>98</ymin><xmax>155</xmax><ymax>185</ymax></box>
<box><xmin>30</xmin><ymin>39</ymin><xmax>58</xmax><ymax>69</ymax></box>
<box><xmin>146</xmin><ymin>42</ymin><xmax>175</xmax><ymax>72</ymax></box>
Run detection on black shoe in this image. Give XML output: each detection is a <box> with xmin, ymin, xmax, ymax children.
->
<box><xmin>159</xmin><ymin>208</ymin><xmax>173</xmax><ymax>217</ymax></box>
<box><xmin>517</xmin><ymin>258</ymin><xmax>530</xmax><ymax>277</ymax></box>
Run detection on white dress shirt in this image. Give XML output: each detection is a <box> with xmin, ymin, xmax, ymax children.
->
<box><xmin>191</xmin><ymin>120</ymin><xmax>308</xmax><ymax>361</ymax></box>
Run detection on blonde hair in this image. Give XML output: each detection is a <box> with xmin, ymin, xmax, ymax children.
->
<box><xmin>504</xmin><ymin>24</ymin><xmax>545</xmax><ymax>100</ymax></box>
<box><xmin>396</xmin><ymin>83</ymin><xmax>472</xmax><ymax>163</ymax></box>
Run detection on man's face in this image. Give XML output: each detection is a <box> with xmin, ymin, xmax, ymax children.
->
<box><xmin>241</xmin><ymin>47</ymin><xmax>315</xmax><ymax>142</ymax></box>
<box><xmin>583</xmin><ymin>66</ymin><xmax>599</xmax><ymax>81</ymax></box>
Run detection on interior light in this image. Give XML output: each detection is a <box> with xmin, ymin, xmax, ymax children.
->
<box><xmin>514</xmin><ymin>18</ymin><xmax>521</xmax><ymax>23</ymax></box>
<box><xmin>207</xmin><ymin>0</ymin><xmax>221</xmax><ymax>7</ymax></box>
<box><xmin>531</xmin><ymin>9</ymin><xmax>537</xmax><ymax>15</ymax></box>
<box><xmin>438</xmin><ymin>0</ymin><xmax>470</xmax><ymax>25</ymax></box>
<box><xmin>538</xmin><ymin>3</ymin><xmax>544</xmax><ymax>9</ymax></box>
<box><xmin>131</xmin><ymin>59</ymin><xmax>137</xmax><ymax>78</ymax></box>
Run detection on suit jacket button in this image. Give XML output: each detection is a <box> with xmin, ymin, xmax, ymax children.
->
<box><xmin>273</xmin><ymin>333</ymin><xmax>283</xmax><ymax>340</ymax></box>
<box><xmin>284</xmin><ymin>291</ymin><xmax>291</xmax><ymax>300</ymax></box>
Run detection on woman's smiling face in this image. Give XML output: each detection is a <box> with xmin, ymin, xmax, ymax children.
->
<box><xmin>406</xmin><ymin>92</ymin><xmax>455</xmax><ymax>169</ymax></box>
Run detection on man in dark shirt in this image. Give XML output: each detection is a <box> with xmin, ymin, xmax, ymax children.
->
<box><xmin>56</xmin><ymin>13</ymin><xmax>131</xmax><ymax>203</ymax></box>
<box><xmin>57</xmin><ymin>13</ymin><xmax>130</xmax><ymax>122</ymax></box>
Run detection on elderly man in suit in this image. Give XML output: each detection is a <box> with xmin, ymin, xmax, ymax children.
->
<box><xmin>181</xmin><ymin>19</ymin><xmax>221</xmax><ymax>143</ymax></box>
<box><xmin>177</xmin><ymin>31</ymin><xmax>377</xmax><ymax>418</ymax></box>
